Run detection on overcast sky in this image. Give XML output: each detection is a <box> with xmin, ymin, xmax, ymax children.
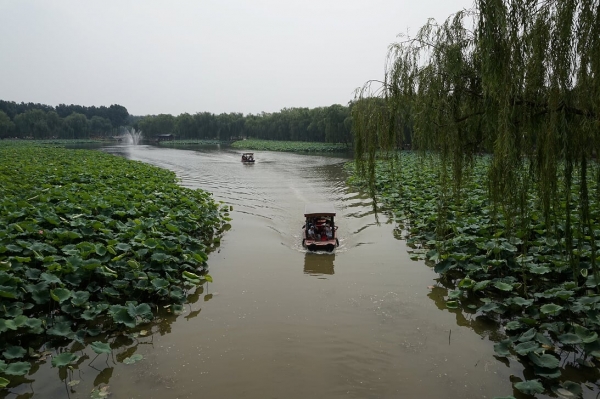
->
<box><xmin>0</xmin><ymin>1</ymin><xmax>473</xmax><ymax>116</ymax></box>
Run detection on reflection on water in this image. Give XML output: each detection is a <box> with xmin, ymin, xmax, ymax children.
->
<box><xmin>303</xmin><ymin>252</ymin><xmax>335</xmax><ymax>276</ymax></box>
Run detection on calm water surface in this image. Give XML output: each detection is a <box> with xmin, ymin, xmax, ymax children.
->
<box><xmin>18</xmin><ymin>144</ymin><xmax>528</xmax><ymax>398</ymax></box>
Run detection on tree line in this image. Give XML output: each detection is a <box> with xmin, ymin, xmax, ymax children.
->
<box><xmin>135</xmin><ymin>104</ymin><xmax>354</xmax><ymax>144</ymax></box>
<box><xmin>0</xmin><ymin>100</ymin><xmax>129</xmax><ymax>140</ymax></box>
<box><xmin>0</xmin><ymin>99</ymin><xmax>355</xmax><ymax>144</ymax></box>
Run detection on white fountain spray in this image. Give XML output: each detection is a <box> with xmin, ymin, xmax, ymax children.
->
<box><xmin>123</xmin><ymin>127</ymin><xmax>143</xmax><ymax>145</ymax></box>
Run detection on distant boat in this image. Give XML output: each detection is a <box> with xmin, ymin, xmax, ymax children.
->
<box><xmin>302</xmin><ymin>203</ymin><xmax>339</xmax><ymax>252</ymax></box>
<box><xmin>241</xmin><ymin>153</ymin><xmax>255</xmax><ymax>163</ymax></box>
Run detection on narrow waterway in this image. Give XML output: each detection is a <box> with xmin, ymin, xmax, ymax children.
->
<box><xmin>21</xmin><ymin>144</ymin><xmax>523</xmax><ymax>399</ymax></box>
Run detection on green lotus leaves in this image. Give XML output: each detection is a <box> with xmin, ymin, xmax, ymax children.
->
<box><xmin>90</xmin><ymin>341</ymin><xmax>112</xmax><ymax>354</ymax></box>
<box><xmin>518</xmin><ymin>328</ymin><xmax>537</xmax><ymax>342</ymax></box>
<box><xmin>533</xmin><ymin>366</ymin><xmax>561</xmax><ymax>379</ymax></box>
<box><xmin>494</xmin><ymin>339</ymin><xmax>512</xmax><ymax>357</ymax></box>
<box><xmin>40</xmin><ymin>272</ymin><xmax>61</xmax><ymax>284</ymax></box>
<box><xmin>151</xmin><ymin>278</ymin><xmax>169</xmax><ymax>289</ymax></box>
<box><xmin>514</xmin><ymin>341</ymin><xmax>539</xmax><ymax>356</ymax></box>
<box><xmin>528</xmin><ymin>353</ymin><xmax>560</xmax><ymax>369</ymax></box>
<box><xmin>2</xmin><ymin>346</ymin><xmax>26</xmax><ymax>360</ymax></box>
<box><xmin>574</xmin><ymin>325</ymin><xmax>598</xmax><ymax>343</ymax></box>
<box><xmin>47</xmin><ymin>321</ymin><xmax>75</xmax><ymax>338</ymax></box>
<box><xmin>514</xmin><ymin>379</ymin><xmax>544</xmax><ymax>395</ymax></box>
<box><xmin>51</xmin><ymin>352</ymin><xmax>80</xmax><ymax>367</ymax></box>
<box><xmin>540</xmin><ymin>304</ymin><xmax>563</xmax><ymax>315</ymax></box>
<box><xmin>71</xmin><ymin>291</ymin><xmax>90</xmax><ymax>306</ymax></box>
<box><xmin>0</xmin><ymin>319</ymin><xmax>17</xmax><ymax>333</ymax></box>
<box><xmin>551</xmin><ymin>381</ymin><xmax>582</xmax><ymax>398</ymax></box>
<box><xmin>558</xmin><ymin>333</ymin><xmax>582</xmax><ymax>345</ymax></box>
<box><xmin>0</xmin><ymin>377</ymin><xmax>8</xmax><ymax>388</ymax></box>
<box><xmin>115</xmin><ymin>243</ymin><xmax>131</xmax><ymax>252</ymax></box>
<box><xmin>504</xmin><ymin>321</ymin><xmax>523</xmax><ymax>331</ymax></box>
<box><xmin>110</xmin><ymin>307</ymin><xmax>136</xmax><ymax>328</ymax></box>
<box><xmin>51</xmin><ymin>288</ymin><xmax>72</xmax><ymax>303</ymax></box>
<box><xmin>122</xmin><ymin>354</ymin><xmax>143</xmax><ymax>364</ymax></box>
<box><xmin>3</xmin><ymin>362</ymin><xmax>31</xmax><ymax>376</ymax></box>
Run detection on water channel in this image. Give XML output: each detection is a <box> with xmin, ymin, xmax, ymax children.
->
<box><xmin>17</xmin><ymin>144</ymin><xmax>527</xmax><ymax>398</ymax></box>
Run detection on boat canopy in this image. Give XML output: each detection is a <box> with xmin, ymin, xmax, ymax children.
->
<box><xmin>242</xmin><ymin>152</ymin><xmax>254</xmax><ymax>156</ymax></box>
<box><xmin>304</xmin><ymin>203</ymin><xmax>336</xmax><ymax>217</ymax></box>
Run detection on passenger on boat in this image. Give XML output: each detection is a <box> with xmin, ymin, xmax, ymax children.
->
<box><xmin>325</xmin><ymin>225</ymin><xmax>333</xmax><ymax>239</ymax></box>
<box><xmin>308</xmin><ymin>225</ymin><xmax>316</xmax><ymax>240</ymax></box>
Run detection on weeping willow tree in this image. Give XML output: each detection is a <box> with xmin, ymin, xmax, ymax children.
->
<box><xmin>353</xmin><ymin>0</ymin><xmax>600</xmax><ymax>282</ymax></box>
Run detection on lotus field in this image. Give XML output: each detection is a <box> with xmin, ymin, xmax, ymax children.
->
<box><xmin>0</xmin><ymin>142</ymin><xmax>229</xmax><ymax>388</ymax></box>
<box><xmin>348</xmin><ymin>152</ymin><xmax>600</xmax><ymax>397</ymax></box>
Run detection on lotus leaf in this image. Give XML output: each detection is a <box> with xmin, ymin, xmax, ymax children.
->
<box><xmin>71</xmin><ymin>291</ymin><xmax>90</xmax><ymax>306</ymax></box>
<box><xmin>514</xmin><ymin>341</ymin><xmax>539</xmax><ymax>356</ymax></box>
<box><xmin>535</xmin><ymin>333</ymin><xmax>553</xmax><ymax>347</ymax></box>
<box><xmin>533</xmin><ymin>366</ymin><xmax>561</xmax><ymax>379</ymax></box>
<box><xmin>111</xmin><ymin>308</ymin><xmax>136</xmax><ymax>328</ymax></box>
<box><xmin>2</xmin><ymin>346</ymin><xmax>26</xmax><ymax>360</ymax></box>
<box><xmin>123</xmin><ymin>354</ymin><xmax>143</xmax><ymax>364</ymax></box>
<box><xmin>574</xmin><ymin>325</ymin><xmax>598</xmax><ymax>343</ymax></box>
<box><xmin>529</xmin><ymin>265</ymin><xmax>551</xmax><ymax>274</ymax></box>
<box><xmin>507</xmin><ymin>297</ymin><xmax>533</xmax><ymax>307</ymax></box>
<box><xmin>494</xmin><ymin>339</ymin><xmax>511</xmax><ymax>357</ymax></box>
<box><xmin>0</xmin><ymin>377</ymin><xmax>8</xmax><ymax>388</ymax></box>
<box><xmin>505</xmin><ymin>321</ymin><xmax>522</xmax><ymax>330</ymax></box>
<box><xmin>540</xmin><ymin>304</ymin><xmax>563</xmax><ymax>315</ymax></box>
<box><xmin>0</xmin><ymin>319</ymin><xmax>17</xmax><ymax>333</ymax></box>
<box><xmin>518</xmin><ymin>328</ymin><xmax>536</xmax><ymax>342</ymax></box>
<box><xmin>46</xmin><ymin>321</ymin><xmax>75</xmax><ymax>338</ymax></box>
<box><xmin>552</xmin><ymin>381</ymin><xmax>582</xmax><ymax>398</ymax></box>
<box><xmin>528</xmin><ymin>353</ymin><xmax>559</xmax><ymax>368</ymax></box>
<box><xmin>91</xmin><ymin>341</ymin><xmax>112</xmax><ymax>354</ymax></box>
<box><xmin>151</xmin><ymin>278</ymin><xmax>169</xmax><ymax>289</ymax></box>
<box><xmin>3</xmin><ymin>362</ymin><xmax>31</xmax><ymax>376</ymax></box>
<box><xmin>51</xmin><ymin>352</ymin><xmax>80</xmax><ymax>367</ymax></box>
<box><xmin>0</xmin><ymin>285</ymin><xmax>18</xmax><ymax>299</ymax></box>
<box><xmin>40</xmin><ymin>272</ymin><xmax>61</xmax><ymax>284</ymax></box>
<box><xmin>514</xmin><ymin>379</ymin><xmax>544</xmax><ymax>395</ymax></box>
<box><xmin>51</xmin><ymin>288</ymin><xmax>72</xmax><ymax>303</ymax></box>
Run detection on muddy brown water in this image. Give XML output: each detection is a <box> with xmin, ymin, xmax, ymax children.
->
<box><xmin>17</xmin><ymin>144</ymin><xmax>526</xmax><ymax>398</ymax></box>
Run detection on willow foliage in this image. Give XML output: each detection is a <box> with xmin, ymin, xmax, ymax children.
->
<box><xmin>353</xmin><ymin>0</ymin><xmax>600</xmax><ymax>281</ymax></box>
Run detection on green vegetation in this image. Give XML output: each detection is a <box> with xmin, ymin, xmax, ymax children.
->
<box><xmin>231</xmin><ymin>138</ymin><xmax>350</xmax><ymax>153</ymax></box>
<box><xmin>0</xmin><ymin>100</ymin><xmax>128</xmax><ymax>139</ymax></box>
<box><xmin>157</xmin><ymin>139</ymin><xmax>225</xmax><ymax>146</ymax></box>
<box><xmin>137</xmin><ymin>105</ymin><xmax>353</xmax><ymax>144</ymax></box>
<box><xmin>348</xmin><ymin>152</ymin><xmax>600</xmax><ymax>397</ymax></box>
<box><xmin>352</xmin><ymin>0</ymin><xmax>599</xmax><ymax>396</ymax></box>
<box><xmin>0</xmin><ymin>142</ymin><xmax>229</xmax><ymax>386</ymax></box>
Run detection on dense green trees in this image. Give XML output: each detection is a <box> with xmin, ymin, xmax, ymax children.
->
<box><xmin>0</xmin><ymin>98</ymin><xmax>352</xmax><ymax>144</ymax></box>
<box><xmin>353</xmin><ymin>0</ymin><xmax>600</xmax><ymax>279</ymax></box>
<box><xmin>135</xmin><ymin>105</ymin><xmax>353</xmax><ymax>144</ymax></box>
<box><xmin>0</xmin><ymin>100</ymin><xmax>128</xmax><ymax>139</ymax></box>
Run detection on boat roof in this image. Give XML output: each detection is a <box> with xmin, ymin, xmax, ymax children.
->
<box><xmin>304</xmin><ymin>203</ymin><xmax>336</xmax><ymax>217</ymax></box>
<box><xmin>242</xmin><ymin>152</ymin><xmax>254</xmax><ymax>155</ymax></box>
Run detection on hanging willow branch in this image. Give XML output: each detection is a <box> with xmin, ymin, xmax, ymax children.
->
<box><xmin>353</xmin><ymin>0</ymin><xmax>600</xmax><ymax>283</ymax></box>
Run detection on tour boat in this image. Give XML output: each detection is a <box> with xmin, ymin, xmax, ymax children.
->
<box><xmin>241</xmin><ymin>153</ymin><xmax>255</xmax><ymax>163</ymax></box>
<box><xmin>302</xmin><ymin>203</ymin><xmax>339</xmax><ymax>252</ymax></box>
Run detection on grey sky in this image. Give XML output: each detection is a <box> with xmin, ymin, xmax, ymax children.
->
<box><xmin>0</xmin><ymin>1</ymin><xmax>473</xmax><ymax>116</ymax></box>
